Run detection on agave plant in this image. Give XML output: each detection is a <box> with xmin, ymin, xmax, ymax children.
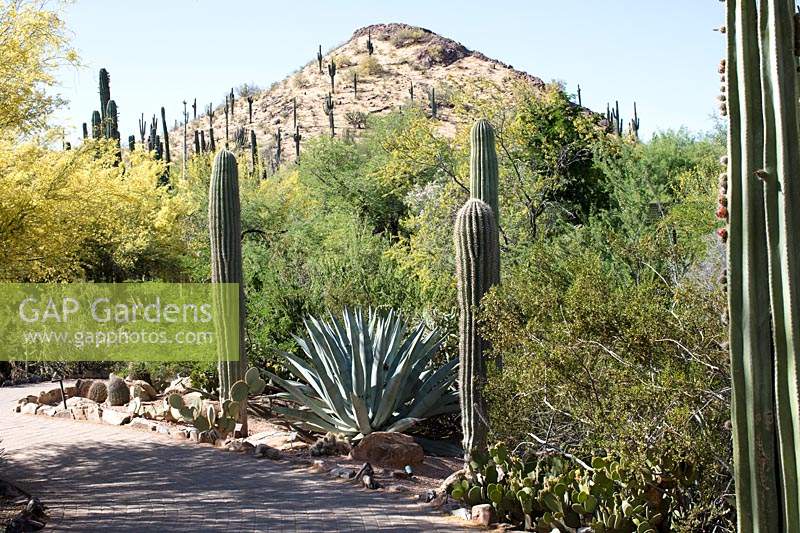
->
<box><xmin>266</xmin><ymin>308</ymin><xmax>458</xmax><ymax>437</ymax></box>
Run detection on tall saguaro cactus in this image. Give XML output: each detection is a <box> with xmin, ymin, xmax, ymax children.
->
<box><xmin>99</xmin><ymin>68</ymin><xmax>110</xmax><ymax>125</ymax></box>
<box><xmin>160</xmin><ymin>106</ymin><xmax>171</xmax><ymax>164</ymax></box>
<box><xmin>454</xmin><ymin>199</ymin><xmax>499</xmax><ymax>462</ymax></box>
<box><xmin>209</xmin><ymin>149</ymin><xmax>248</xmax><ymax>433</ymax></box>
<box><xmin>723</xmin><ymin>1</ymin><xmax>800</xmax><ymax>531</ymax></box>
<box><xmin>469</xmin><ymin>119</ymin><xmax>500</xmax><ymax>227</ymax></box>
<box><xmin>323</xmin><ymin>93</ymin><xmax>335</xmax><ymax>137</ymax></box>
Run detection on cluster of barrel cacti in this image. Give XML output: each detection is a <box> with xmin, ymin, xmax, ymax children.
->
<box><xmin>454</xmin><ymin>119</ymin><xmax>501</xmax><ymax>463</ymax></box>
<box><xmin>719</xmin><ymin>1</ymin><xmax>800</xmax><ymax>531</ymax></box>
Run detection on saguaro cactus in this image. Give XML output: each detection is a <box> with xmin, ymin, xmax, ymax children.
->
<box><xmin>161</xmin><ymin>106</ymin><xmax>171</xmax><ymax>164</ymax></box>
<box><xmin>367</xmin><ymin>29</ymin><xmax>374</xmax><ymax>55</ymax></box>
<box><xmin>323</xmin><ymin>93</ymin><xmax>335</xmax><ymax>137</ymax></box>
<box><xmin>723</xmin><ymin>1</ymin><xmax>800</xmax><ymax>531</ymax></box>
<box><xmin>91</xmin><ymin>111</ymin><xmax>101</xmax><ymax>139</ymax></box>
<box><xmin>328</xmin><ymin>60</ymin><xmax>337</xmax><ymax>93</ymax></box>
<box><xmin>274</xmin><ymin>128</ymin><xmax>282</xmax><ymax>166</ymax></box>
<box><xmin>409</xmin><ymin>80</ymin><xmax>414</xmax><ymax>101</ymax></box>
<box><xmin>430</xmin><ymin>87</ymin><xmax>437</xmax><ymax>118</ymax></box>
<box><xmin>247</xmin><ymin>95</ymin><xmax>254</xmax><ymax>124</ymax></box>
<box><xmin>317</xmin><ymin>44</ymin><xmax>323</xmax><ymax>74</ymax></box>
<box><xmin>200</xmin><ymin>130</ymin><xmax>206</xmax><ymax>152</ymax></box>
<box><xmin>209</xmin><ymin>149</ymin><xmax>249</xmax><ymax>433</ymax></box>
<box><xmin>250</xmin><ymin>129</ymin><xmax>257</xmax><ymax>172</ymax></box>
<box><xmin>353</xmin><ymin>72</ymin><xmax>358</xmax><ymax>98</ymax></box>
<box><xmin>469</xmin><ymin>119</ymin><xmax>500</xmax><ymax>227</ymax></box>
<box><xmin>127</xmin><ymin>135</ymin><xmax>135</xmax><ymax>152</ymax></box>
<box><xmin>82</xmin><ymin>123</ymin><xmax>88</xmax><ymax>140</ymax></box>
<box><xmin>224</xmin><ymin>97</ymin><xmax>230</xmax><ymax>147</ymax></box>
<box><xmin>99</xmin><ymin>68</ymin><xmax>110</xmax><ymax>124</ymax></box>
<box><xmin>628</xmin><ymin>102</ymin><xmax>640</xmax><ymax>141</ymax></box>
<box><xmin>138</xmin><ymin>113</ymin><xmax>146</xmax><ymax>144</ymax></box>
<box><xmin>194</xmin><ymin>130</ymin><xmax>200</xmax><ymax>154</ymax></box>
<box><xmin>293</xmin><ymin>126</ymin><xmax>302</xmax><ymax>161</ymax></box>
<box><xmin>454</xmin><ymin>199</ymin><xmax>499</xmax><ymax>462</ymax></box>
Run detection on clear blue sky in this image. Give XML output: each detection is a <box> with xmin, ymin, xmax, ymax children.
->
<box><xmin>54</xmin><ymin>0</ymin><xmax>725</xmax><ymax>143</ymax></box>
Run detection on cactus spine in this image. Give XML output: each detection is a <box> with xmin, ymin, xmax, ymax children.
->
<box><xmin>209</xmin><ymin>149</ymin><xmax>248</xmax><ymax>433</ymax></box>
<box><xmin>160</xmin><ymin>106</ymin><xmax>171</xmax><ymax>164</ymax></box>
<box><xmin>323</xmin><ymin>93</ymin><xmax>335</xmax><ymax>137</ymax></box>
<box><xmin>725</xmin><ymin>1</ymin><xmax>800</xmax><ymax>531</ymax></box>
<box><xmin>454</xmin><ymin>199</ymin><xmax>499</xmax><ymax>462</ymax></box>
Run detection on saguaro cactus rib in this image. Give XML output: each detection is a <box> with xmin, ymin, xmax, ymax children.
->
<box><xmin>726</xmin><ymin>1</ymin><xmax>800</xmax><ymax>531</ymax></box>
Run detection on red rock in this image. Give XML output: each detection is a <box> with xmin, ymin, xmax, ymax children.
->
<box><xmin>350</xmin><ymin>432</ymin><xmax>424</xmax><ymax>469</ymax></box>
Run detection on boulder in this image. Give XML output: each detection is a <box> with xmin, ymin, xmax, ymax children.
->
<box><xmin>163</xmin><ymin>376</ymin><xmax>192</xmax><ymax>396</ymax></box>
<box><xmin>53</xmin><ymin>409</ymin><xmax>73</xmax><ymax>419</ymax></box>
<box><xmin>66</xmin><ymin>396</ymin><xmax>97</xmax><ymax>408</ymax></box>
<box><xmin>128</xmin><ymin>417</ymin><xmax>158</xmax><ymax>431</ymax></box>
<box><xmin>350</xmin><ymin>432</ymin><xmax>424</xmax><ymax>469</ymax></box>
<box><xmin>101</xmin><ymin>409</ymin><xmax>131</xmax><ymax>426</ymax></box>
<box><xmin>63</xmin><ymin>385</ymin><xmax>77</xmax><ymax>398</ymax></box>
<box><xmin>20</xmin><ymin>402</ymin><xmax>39</xmax><ymax>415</ymax></box>
<box><xmin>129</xmin><ymin>380</ymin><xmax>157</xmax><ymax>401</ymax></box>
<box><xmin>37</xmin><ymin>387</ymin><xmax>64</xmax><ymax>406</ymax></box>
<box><xmin>74</xmin><ymin>379</ymin><xmax>95</xmax><ymax>398</ymax></box>
<box><xmin>471</xmin><ymin>504</ymin><xmax>493</xmax><ymax>527</ymax></box>
<box><xmin>254</xmin><ymin>443</ymin><xmax>281</xmax><ymax>459</ymax></box>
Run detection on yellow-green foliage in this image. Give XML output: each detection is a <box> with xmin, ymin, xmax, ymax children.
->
<box><xmin>357</xmin><ymin>55</ymin><xmax>384</xmax><ymax>77</ymax></box>
<box><xmin>390</xmin><ymin>28</ymin><xmax>425</xmax><ymax>47</ymax></box>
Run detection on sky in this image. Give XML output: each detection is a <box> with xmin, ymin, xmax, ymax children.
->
<box><xmin>54</xmin><ymin>1</ymin><xmax>725</xmax><ymax>143</ymax></box>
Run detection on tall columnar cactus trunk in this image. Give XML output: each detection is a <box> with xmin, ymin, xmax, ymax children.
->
<box><xmin>323</xmin><ymin>93</ymin><xmax>335</xmax><ymax>137</ymax></box>
<box><xmin>194</xmin><ymin>131</ymin><xmax>200</xmax><ymax>154</ymax></box>
<box><xmin>724</xmin><ymin>1</ymin><xmax>800</xmax><ymax>531</ymax></box>
<box><xmin>209</xmin><ymin>149</ymin><xmax>248</xmax><ymax>434</ymax></box>
<box><xmin>160</xmin><ymin>106</ymin><xmax>171</xmax><ymax>164</ymax></box>
<box><xmin>91</xmin><ymin>111</ymin><xmax>101</xmax><ymax>139</ymax></box>
<box><xmin>99</xmin><ymin>68</ymin><xmax>110</xmax><ymax>125</ymax></box>
<box><xmin>469</xmin><ymin>119</ymin><xmax>500</xmax><ymax>227</ymax></box>
<box><xmin>454</xmin><ymin>199</ymin><xmax>499</xmax><ymax>463</ymax></box>
<box><xmin>293</xmin><ymin>126</ymin><xmax>302</xmax><ymax>161</ymax></box>
<box><xmin>250</xmin><ymin>129</ymin><xmax>258</xmax><ymax>173</ymax></box>
<box><xmin>82</xmin><ymin>123</ymin><xmax>88</xmax><ymax>140</ymax></box>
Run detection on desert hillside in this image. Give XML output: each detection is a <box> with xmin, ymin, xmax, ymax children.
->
<box><xmin>170</xmin><ymin>23</ymin><xmax>545</xmax><ymax>164</ymax></box>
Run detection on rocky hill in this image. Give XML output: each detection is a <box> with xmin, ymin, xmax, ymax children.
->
<box><xmin>170</xmin><ymin>23</ymin><xmax>545</xmax><ymax>166</ymax></box>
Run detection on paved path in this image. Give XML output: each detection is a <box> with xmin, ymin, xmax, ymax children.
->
<box><xmin>0</xmin><ymin>383</ymin><xmax>466</xmax><ymax>532</ymax></box>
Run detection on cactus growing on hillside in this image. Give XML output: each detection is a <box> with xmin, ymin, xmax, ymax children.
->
<box><xmin>91</xmin><ymin>111</ymin><xmax>101</xmax><ymax>139</ymax></box>
<box><xmin>233</xmin><ymin>127</ymin><xmax>246</xmax><ymax>151</ymax></box>
<box><xmin>128</xmin><ymin>135</ymin><xmax>135</xmax><ymax>152</ymax></box>
<box><xmin>209</xmin><ymin>128</ymin><xmax>216</xmax><ymax>152</ymax></box>
<box><xmin>577</xmin><ymin>84</ymin><xmax>582</xmax><ymax>106</ymax></box>
<box><xmin>82</xmin><ymin>122</ymin><xmax>88</xmax><ymax>140</ymax></box>
<box><xmin>160</xmin><ymin>106</ymin><xmax>171</xmax><ymax>164</ymax></box>
<box><xmin>292</xmin><ymin>97</ymin><xmax>298</xmax><ymax>130</ymax></box>
<box><xmin>469</xmin><ymin>119</ymin><xmax>500</xmax><ymax>227</ymax></box>
<box><xmin>454</xmin><ymin>198</ymin><xmax>499</xmax><ymax>462</ymax></box>
<box><xmin>317</xmin><ymin>44</ymin><xmax>323</xmax><ymax>73</ymax></box>
<box><xmin>328</xmin><ymin>60</ymin><xmax>337</xmax><ymax>93</ymax></box>
<box><xmin>409</xmin><ymin>80</ymin><xmax>414</xmax><ymax>101</ymax></box>
<box><xmin>224</xmin><ymin>97</ymin><xmax>230</xmax><ymax>147</ymax></box>
<box><xmin>104</xmin><ymin>100</ymin><xmax>119</xmax><ymax>141</ymax></box>
<box><xmin>99</xmin><ymin>68</ymin><xmax>110</xmax><ymax>124</ymax></box>
<box><xmin>229</xmin><ymin>88</ymin><xmax>235</xmax><ymax>120</ymax></box>
<box><xmin>194</xmin><ymin>131</ymin><xmax>200</xmax><ymax>154</ymax></box>
<box><xmin>200</xmin><ymin>130</ymin><xmax>206</xmax><ymax>152</ymax></box>
<box><xmin>209</xmin><ymin>149</ymin><xmax>249</xmax><ymax>433</ymax></box>
<box><xmin>293</xmin><ymin>126</ymin><xmax>302</xmax><ymax>161</ymax></box>
<box><xmin>138</xmin><ymin>113</ymin><xmax>146</xmax><ymax>144</ymax></box>
<box><xmin>353</xmin><ymin>72</ymin><xmax>358</xmax><ymax>98</ymax></box>
<box><xmin>192</xmin><ymin>98</ymin><xmax>197</xmax><ymax>119</ymax></box>
<box><xmin>323</xmin><ymin>93</ymin><xmax>335</xmax><ymax>137</ymax></box>
<box><xmin>247</xmin><ymin>95</ymin><xmax>253</xmax><ymax>124</ymax></box>
<box><xmin>107</xmin><ymin>375</ymin><xmax>130</xmax><ymax>406</ymax></box>
<box><xmin>367</xmin><ymin>29</ymin><xmax>374</xmax><ymax>55</ymax></box>
<box><xmin>274</xmin><ymin>128</ymin><xmax>282</xmax><ymax>166</ymax></box>
<box><xmin>250</xmin><ymin>129</ymin><xmax>257</xmax><ymax>172</ymax></box>
<box><xmin>628</xmin><ymin>102</ymin><xmax>640</xmax><ymax>141</ymax></box>
<box><xmin>722</xmin><ymin>1</ymin><xmax>800</xmax><ymax>530</ymax></box>
<box><xmin>430</xmin><ymin>87</ymin><xmax>437</xmax><ymax>118</ymax></box>
<box><xmin>606</xmin><ymin>100</ymin><xmax>623</xmax><ymax>136</ymax></box>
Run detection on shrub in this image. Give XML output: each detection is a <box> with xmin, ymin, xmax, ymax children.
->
<box><xmin>390</xmin><ymin>28</ymin><xmax>426</xmax><ymax>47</ymax></box>
<box><xmin>345</xmin><ymin>110</ymin><xmax>368</xmax><ymax>129</ymax></box>
<box><xmin>357</xmin><ymin>55</ymin><xmax>384</xmax><ymax>77</ymax></box>
<box><xmin>293</xmin><ymin>73</ymin><xmax>310</xmax><ymax>89</ymax></box>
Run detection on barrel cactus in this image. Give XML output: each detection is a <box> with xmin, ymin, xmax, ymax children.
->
<box><xmin>723</xmin><ymin>1</ymin><xmax>800</xmax><ymax>530</ymax></box>
<box><xmin>107</xmin><ymin>375</ymin><xmax>130</xmax><ymax>406</ymax></box>
<box><xmin>209</xmin><ymin>149</ymin><xmax>249</xmax><ymax>432</ymax></box>
<box><xmin>454</xmin><ymin>198</ymin><xmax>499</xmax><ymax>462</ymax></box>
<box><xmin>87</xmin><ymin>381</ymin><xmax>108</xmax><ymax>404</ymax></box>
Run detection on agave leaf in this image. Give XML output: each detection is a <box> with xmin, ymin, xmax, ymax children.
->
<box><xmin>271</xmin><ymin>404</ymin><xmax>351</xmax><ymax>435</ymax></box>
<box><xmin>266</xmin><ymin>371</ymin><xmax>344</xmax><ymax>427</ymax></box>
<box><xmin>384</xmin><ymin>416</ymin><xmax>423</xmax><ymax>433</ymax></box>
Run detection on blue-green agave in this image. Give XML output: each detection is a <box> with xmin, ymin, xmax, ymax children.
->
<box><xmin>266</xmin><ymin>308</ymin><xmax>458</xmax><ymax>437</ymax></box>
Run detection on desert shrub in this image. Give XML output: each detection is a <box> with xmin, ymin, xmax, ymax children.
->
<box><xmin>345</xmin><ymin>110</ymin><xmax>368</xmax><ymax>129</ymax></box>
<box><xmin>235</xmin><ymin>83</ymin><xmax>261</xmax><ymax>98</ymax></box>
<box><xmin>332</xmin><ymin>54</ymin><xmax>354</xmax><ymax>67</ymax></box>
<box><xmin>357</xmin><ymin>55</ymin><xmax>384</xmax><ymax>76</ymax></box>
<box><xmin>391</xmin><ymin>28</ymin><xmax>426</xmax><ymax>47</ymax></box>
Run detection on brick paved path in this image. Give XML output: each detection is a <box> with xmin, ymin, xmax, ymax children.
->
<box><xmin>0</xmin><ymin>383</ymin><xmax>466</xmax><ymax>532</ymax></box>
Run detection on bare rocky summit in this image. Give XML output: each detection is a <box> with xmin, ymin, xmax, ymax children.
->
<box><xmin>171</xmin><ymin>23</ymin><xmax>545</xmax><ymax>164</ymax></box>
